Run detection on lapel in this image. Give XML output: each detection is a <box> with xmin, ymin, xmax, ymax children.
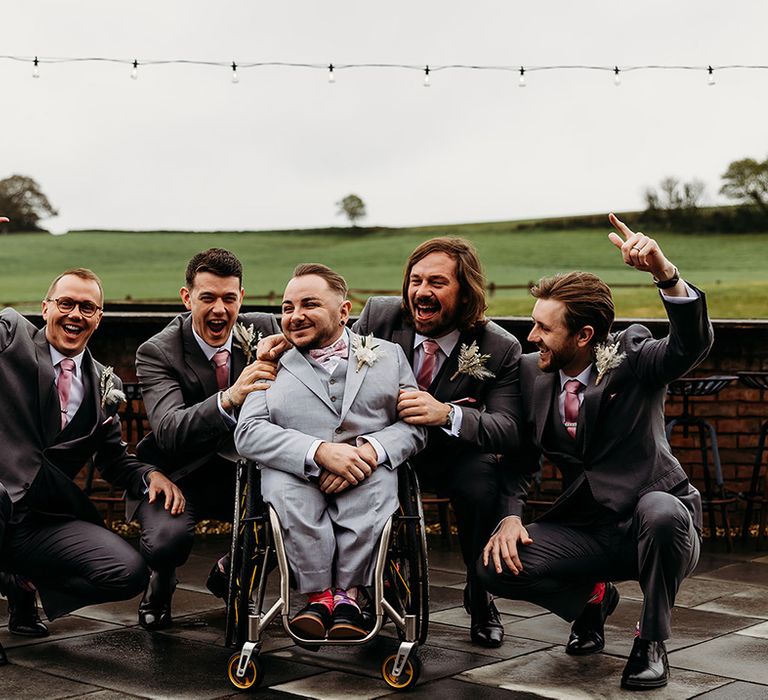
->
<box><xmin>231</xmin><ymin>320</ymin><xmax>247</xmax><ymax>380</ymax></box>
<box><xmin>391</xmin><ymin>324</ymin><xmax>415</xmax><ymax>366</ymax></box>
<box><xmin>182</xmin><ymin>316</ymin><xmax>219</xmax><ymax>399</ymax></box>
<box><xmin>430</xmin><ymin>330</ymin><xmax>476</xmax><ymax>401</ymax></box>
<box><xmin>280</xmin><ymin>348</ymin><xmax>336</xmax><ymax>413</ymax></box>
<box><xmin>339</xmin><ymin>331</ymin><xmax>368</xmax><ymax>422</ymax></box>
<box><xmin>34</xmin><ymin>329</ymin><xmax>60</xmax><ymax>442</ymax></box>
<box><xmin>532</xmin><ymin>371</ymin><xmax>557</xmax><ymax>446</ymax></box>
<box><xmin>579</xmin><ymin>370</ymin><xmax>609</xmax><ymax>453</ymax></box>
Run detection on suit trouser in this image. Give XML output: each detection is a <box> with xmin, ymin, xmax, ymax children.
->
<box><xmin>1</xmin><ymin>511</ymin><xmax>148</xmax><ymax>621</ymax></box>
<box><xmin>417</xmin><ymin>451</ymin><xmax>506</xmax><ymax>587</ymax></box>
<box><xmin>476</xmin><ymin>491</ymin><xmax>700</xmax><ymax>640</ymax></box>
<box><xmin>135</xmin><ymin>461</ymin><xmax>237</xmax><ymax>573</ymax></box>
<box><xmin>260</xmin><ymin>465</ymin><xmax>399</xmax><ymax>594</ymax></box>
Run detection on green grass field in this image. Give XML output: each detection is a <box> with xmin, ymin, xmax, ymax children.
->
<box><xmin>2</xmin><ymin>222</ymin><xmax>767</xmax><ymax>318</ymax></box>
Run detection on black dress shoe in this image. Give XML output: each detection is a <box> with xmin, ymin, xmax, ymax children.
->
<box><xmin>0</xmin><ymin>574</ymin><xmax>48</xmax><ymax>637</ymax></box>
<box><xmin>0</xmin><ymin>642</ymin><xmax>7</xmax><ymax>666</ymax></box>
<box><xmin>289</xmin><ymin>602</ymin><xmax>332</xmax><ymax>639</ymax></box>
<box><xmin>467</xmin><ymin>580</ymin><xmax>504</xmax><ymax>648</ymax></box>
<box><xmin>206</xmin><ymin>561</ymin><xmax>229</xmax><ymax>600</ymax></box>
<box><xmin>565</xmin><ymin>582</ymin><xmax>619</xmax><ymax>656</ymax></box>
<box><xmin>328</xmin><ymin>603</ymin><xmax>367</xmax><ymax>640</ymax></box>
<box><xmin>138</xmin><ymin>569</ymin><xmax>176</xmax><ymax>631</ymax></box>
<box><xmin>621</xmin><ymin>638</ymin><xmax>669</xmax><ymax>689</ymax></box>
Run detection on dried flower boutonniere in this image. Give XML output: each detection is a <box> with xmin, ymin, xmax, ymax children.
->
<box><xmin>233</xmin><ymin>322</ymin><xmax>263</xmax><ymax>365</ymax></box>
<box><xmin>594</xmin><ymin>340</ymin><xmax>626</xmax><ymax>385</ymax></box>
<box><xmin>100</xmin><ymin>366</ymin><xmax>126</xmax><ymax>408</ymax></box>
<box><xmin>351</xmin><ymin>333</ymin><xmax>383</xmax><ymax>372</ymax></box>
<box><xmin>450</xmin><ymin>341</ymin><xmax>495</xmax><ymax>382</ymax></box>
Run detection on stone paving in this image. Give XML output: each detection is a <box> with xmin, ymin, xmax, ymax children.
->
<box><xmin>2</xmin><ymin>536</ymin><xmax>768</xmax><ymax>699</ymax></box>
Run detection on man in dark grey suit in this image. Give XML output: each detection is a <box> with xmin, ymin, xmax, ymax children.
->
<box><xmin>0</xmin><ymin>267</ymin><xmax>181</xmax><ymax>666</ymax></box>
<box><xmin>133</xmin><ymin>248</ymin><xmax>279</xmax><ymax>629</ymax></box>
<box><xmin>354</xmin><ymin>237</ymin><xmax>522</xmax><ymax>647</ymax></box>
<box><xmin>479</xmin><ymin>214</ymin><xmax>713</xmax><ymax>690</ymax></box>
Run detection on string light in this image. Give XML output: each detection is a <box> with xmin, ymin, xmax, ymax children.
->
<box><xmin>231</xmin><ymin>61</ymin><xmax>239</xmax><ymax>84</ymax></box>
<box><xmin>131</xmin><ymin>59</ymin><xmax>138</xmax><ymax>80</ymax></box>
<box><xmin>423</xmin><ymin>65</ymin><xmax>430</xmax><ymax>87</ymax></box>
<box><xmin>613</xmin><ymin>65</ymin><xmax>621</xmax><ymax>86</ymax></box>
<box><xmin>518</xmin><ymin>66</ymin><xmax>526</xmax><ymax>87</ymax></box>
<box><xmin>327</xmin><ymin>63</ymin><xmax>335</xmax><ymax>83</ymax></box>
<box><xmin>708</xmin><ymin>65</ymin><xmax>715</xmax><ymax>86</ymax></box>
<box><xmin>32</xmin><ymin>56</ymin><xmax>39</xmax><ymax>79</ymax></box>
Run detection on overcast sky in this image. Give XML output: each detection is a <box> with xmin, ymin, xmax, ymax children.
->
<box><xmin>2</xmin><ymin>1</ymin><xmax>766</xmax><ymax>233</ymax></box>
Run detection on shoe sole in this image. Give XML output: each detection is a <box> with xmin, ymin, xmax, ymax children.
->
<box><xmin>327</xmin><ymin>623</ymin><xmax>367</xmax><ymax>640</ymax></box>
<box><xmin>290</xmin><ymin>616</ymin><xmax>327</xmax><ymax>640</ymax></box>
<box><xmin>8</xmin><ymin>628</ymin><xmax>49</xmax><ymax>638</ymax></box>
<box><xmin>621</xmin><ymin>677</ymin><xmax>669</xmax><ymax>690</ymax></box>
<box><xmin>564</xmin><ymin>585</ymin><xmax>621</xmax><ymax>656</ymax></box>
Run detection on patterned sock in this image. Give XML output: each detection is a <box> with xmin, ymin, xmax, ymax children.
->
<box><xmin>634</xmin><ymin>620</ymin><xmax>641</xmax><ymax>638</ymax></box>
<box><xmin>307</xmin><ymin>589</ymin><xmax>334</xmax><ymax>613</ymax></box>
<box><xmin>586</xmin><ymin>582</ymin><xmax>606</xmax><ymax>604</ymax></box>
<box><xmin>333</xmin><ymin>587</ymin><xmax>360</xmax><ymax>611</ymax></box>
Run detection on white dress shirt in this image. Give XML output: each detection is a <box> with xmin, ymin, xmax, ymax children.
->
<box><xmin>413</xmin><ymin>329</ymin><xmax>463</xmax><ymax>436</ymax></box>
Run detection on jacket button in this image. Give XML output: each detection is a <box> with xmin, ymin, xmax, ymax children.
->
<box><xmin>335</xmin><ymin>427</ymin><xmax>343</xmax><ymax>434</ymax></box>
<box><xmin>23</xmin><ymin>482</ymin><xmax>30</xmax><ymax>489</ymax></box>
<box><xmin>330</xmin><ymin>396</ymin><xmax>337</xmax><ymax>402</ymax></box>
<box><xmin>330</xmin><ymin>378</ymin><xmax>336</xmax><ymax>385</ymax></box>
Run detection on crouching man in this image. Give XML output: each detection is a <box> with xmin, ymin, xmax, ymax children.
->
<box><xmin>235</xmin><ymin>264</ymin><xmax>426</xmax><ymax>638</ymax></box>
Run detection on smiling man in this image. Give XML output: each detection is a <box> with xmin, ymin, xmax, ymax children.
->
<box><xmin>133</xmin><ymin>248</ymin><xmax>279</xmax><ymax>630</ymax></box>
<box><xmin>235</xmin><ymin>264</ymin><xmax>426</xmax><ymax>640</ymax></box>
<box><xmin>0</xmin><ymin>267</ymin><xmax>181</xmax><ymax>666</ymax></box>
<box><xmin>354</xmin><ymin>237</ymin><xmax>523</xmax><ymax>647</ymax></box>
<box><xmin>478</xmin><ymin>214</ymin><xmax>713</xmax><ymax>690</ymax></box>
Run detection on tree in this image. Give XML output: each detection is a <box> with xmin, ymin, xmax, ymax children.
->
<box><xmin>0</xmin><ymin>174</ymin><xmax>58</xmax><ymax>232</ymax></box>
<box><xmin>720</xmin><ymin>156</ymin><xmax>768</xmax><ymax>216</ymax></box>
<box><xmin>336</xmin><ymin>194</ymin><xmax>366</xmax><ymax>227</ymax></box>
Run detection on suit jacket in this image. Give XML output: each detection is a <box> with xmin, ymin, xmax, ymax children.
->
<box><xmin>0</xmin><ymin>309</ymin><xmax>151</xmax><ymax>524</ymax></box>
<box><xmin>234</xmin><ymin>332</ymin><xmax>427</xmax><ymax>478</ymax></box>
<box><xmin>508</xmin><ymin>287</ymin><xmax>714</xmax><ymax>531</ymax></box>
<box><xmin>354</xmin><ymin>296</ymin><xmax>522</xmax><ymax>457</ymax></box>
<box><xmin>134</xmin><ymin>311</ymin><xmax>280</xmax><ymax>481</ymax></box>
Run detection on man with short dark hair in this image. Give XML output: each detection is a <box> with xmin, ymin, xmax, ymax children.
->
<box><xmin>236</xmin><ymin>264</ymin><xmax>426</xmax><ymax>639</ymax></box>
<box><xmin>478</xmin><ymin>214</ymin><xmax>713</xmax><ymax>690</ymax></box>
<box><xmin>133</xmin><ymin>248</ymin><xmax>280</xmax><ymax>630</ymax></box>
<box><xmin>0</xmin><ymin>264</ymin><xmax>180</xmax><ymax>665</ymax></box>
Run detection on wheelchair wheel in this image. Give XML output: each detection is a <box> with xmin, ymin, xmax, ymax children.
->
<box><xmin>227</xmin><ymin>651</ymin><xmax>263</xmax><ymax>691</ymax></box>
<box><xmin>226</xmin><ymin>462</ymin><xmax>267</xmax><ymax>649</ymax></box>
<box><xmin>385</xmin><ymin>462</ymin><xmax>430</xmax><ymax>645</ymax></box>
<box><xmin>381</xmin><ymin>653</ymin><xmax>421</xmax><ymax>690</ymax></box>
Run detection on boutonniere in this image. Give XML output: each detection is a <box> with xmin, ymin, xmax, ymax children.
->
<box><xmin>99</xmin><ymin>366</ymin><xmax>126</xmax><ymax>408</ymax></box>
<box><xmin>233</xmin><ymin>322</ymin><xmax>263</xmax><ymax>365</ymax></box>
<box><xmin>351</xmin><ymin>333</ymin><xmax>383</xmax><ymax>372</ymax></box>
<box><xmin>594</xmin><ymin>340</ymin><xmax>626</xmax><ymax>385</ymax></box>
<box><xmin>450</xmin><ymin>341</ymin><xmax>495</xmax><ymax>381</ymax></box>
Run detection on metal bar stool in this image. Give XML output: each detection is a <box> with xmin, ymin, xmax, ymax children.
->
<box><xmin>665</xmin><ymin>375</ymin><xmax>738</xmax><ymax>551</ymax></box>
<box><xmin>737</xmin><ymin>371</ymin><xmax>768</xmax><ymax>548</ymax></box>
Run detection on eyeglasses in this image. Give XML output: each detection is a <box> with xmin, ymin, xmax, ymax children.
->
<box><xmin>46</xmin><ymin>297</ymin><xmax>102</xmax><ymax>317</ymax></box>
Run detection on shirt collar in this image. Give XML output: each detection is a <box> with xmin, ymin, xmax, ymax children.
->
<box><xmin>559</xmin><ymin>364</ymin><xmax>594</xmax><ymax>391</ymax></box>
<box><xmin>414</xmin><ymin>328</ymin><xmax>461</xmax><ymax>358</ymax></box>
<box><xmin>191</xmin><ymin>326</ymin><xmax>234</xmax><ymax>361</ymax></box>
<box><xmin>49</xmin><ymin>345</ymin><xmax>86</xmax><ymax>375</ymax></box>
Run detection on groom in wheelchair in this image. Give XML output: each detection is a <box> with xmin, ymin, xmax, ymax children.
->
<box><xmin>234</xmin><ymin>263</ymin><xmax>426</xmax><ymax>639</ymax></box>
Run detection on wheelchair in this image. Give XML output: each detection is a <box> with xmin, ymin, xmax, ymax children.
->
<box><xmin>223</xmin><ymin>459</ymin><xmax>430</xmax><ymax>692</ymax></box>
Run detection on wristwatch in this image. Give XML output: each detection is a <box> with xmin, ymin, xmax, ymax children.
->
<box><xmin>444</xmin><ymin>404</ymin><xmax>455</xmax><ymax>428</ymax></box>
<box><xmin>653</xmin><ymin>266</ymin><xmax>680</xmax><ymax>289</ymax></box>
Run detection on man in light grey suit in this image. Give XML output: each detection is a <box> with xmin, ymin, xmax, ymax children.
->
<box><xmin>235</xmin><ymin>264</ymin><xmax>427</xmax><ymax>640</ymax></box>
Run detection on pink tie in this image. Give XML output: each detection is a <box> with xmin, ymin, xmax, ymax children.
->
<box><xmin>563</xmin><ymin>379</ymin><xmax>583</xmax><ymax>439</ymax></box>
<box><xmin>212</xmin><ymin>349</ymin><xmax>231</xmax><ymax>391</ymax></box>
<box><xmin>308</xmin><ymin>337</ymin><xmax>348</xmax><ymax>366</ymax></box>
<box><xmin>57</xmin><ymin>358</ymin><xmax>76</xmax><ymax>428</ymax></box>
<box><xmin>417</xmin><ymin>340</ymin><xmax>440</xmax><ymax>391</ymax></box>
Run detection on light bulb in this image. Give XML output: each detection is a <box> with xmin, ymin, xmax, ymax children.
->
<box><xmin>423</xmin><ymin>65</ymin><xmax>430</xmax><ymax>87</ymax></box>
<box><xmin>613</xmin><ymin>66</ymin><xmax>621</xmax><ymax>86</ymax></box>
<box><xmin>131</xmin><ymin>60</ymin><xmax>138</xmax><ymax>80</ymax></box>
<box><xmin>707</xmin><ymin>66</ymin><xmax>715</xmax><ymax>86</ymax></box>
<box><xmin>231</xmin><ymin>61</ymin><xmax>239</xmax><ymax>84</ymax></box>
<box><xmin>518</xmin><ymin>67</ymin><xmax>526</xmax><ymax>87</ymax></box>
<box><xmin>328</xmin><ymin>63</ymin><xmax>335</xmax><ymax>83</ymax></box>
<box><xmin>32</xmin><ymin>57</ymin><xmax>40</xmax><ymax>79</ymax></box>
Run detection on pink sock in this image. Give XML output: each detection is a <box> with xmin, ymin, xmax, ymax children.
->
<box><xmin>587</xmin><ymin>582</ymin><xmax>606</xmax><ymax>604</ymax></box>
<box><xmin>307</xmin><ymin>589</ymin><xmax>334</xmax><ymax>613</ymax></box>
